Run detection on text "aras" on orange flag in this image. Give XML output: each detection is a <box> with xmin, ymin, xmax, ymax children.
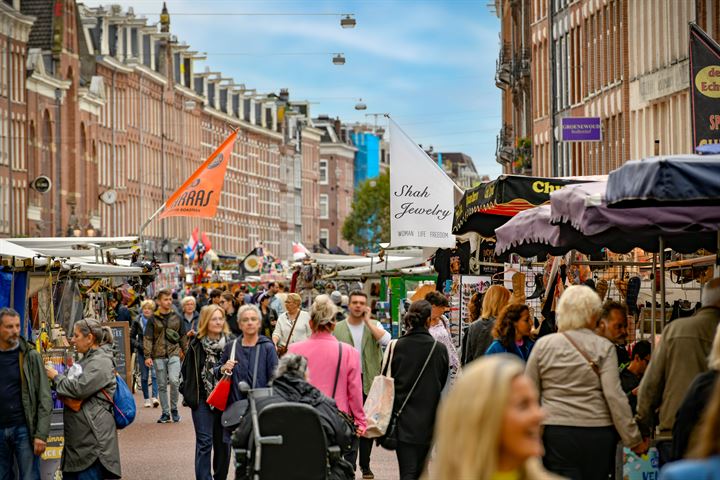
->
<box><xmin>160</xmin><ymin>131</ymin><xmax>238</xmax><ymax>219</ymax></box>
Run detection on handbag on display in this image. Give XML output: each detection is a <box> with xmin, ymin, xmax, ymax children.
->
<box><xmin>207</xmin><ymin>340</ymin><xmax>237</xmax><ymax>411</ymax></box>
<box><xmin>362</xmin><ymin>340</ymin><xmax>397</xmax><ymax>439</ymax></box>
<box><xmin>377</xmin><ymin>340</ymin><xmax>438</xmax><ymax>451</ymax></box>
<box><xmin>221</xmin><ymin>342</ymin><xmax>261</xmax><ymax>429</ymax></box>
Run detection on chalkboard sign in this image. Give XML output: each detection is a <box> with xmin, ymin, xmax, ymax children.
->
<box><xmin>106</xmin><ymin>322</ymin><xmax>132</xmax><ymax>388</ymax></box>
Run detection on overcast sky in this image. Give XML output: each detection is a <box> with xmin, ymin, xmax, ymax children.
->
<box><xmin>85</xmin><ymin>0</ymin><xmax>503</xmax><ymax>177</ymax></box>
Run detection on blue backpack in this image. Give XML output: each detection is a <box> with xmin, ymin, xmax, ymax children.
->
<box><xmin>101</xmin><ymin>373</ymin><xmax>136</xmax><ymax>429</ymax></box>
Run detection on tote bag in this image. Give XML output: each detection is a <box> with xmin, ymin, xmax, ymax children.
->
<box><xmin>207</xmin><ymin>340</ymin><xmax>237</xmax><ymax>412</ymax></box>
<box><xmin>362</xmin><ymin>340</ymin><xmax>397</xmax><ymax>439</ymax></box>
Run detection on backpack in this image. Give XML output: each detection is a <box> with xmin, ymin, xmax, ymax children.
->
<box><xmin>101</xmin><ymin>373</ymin><xmax>136</xmax><ymax>429</ymax></box>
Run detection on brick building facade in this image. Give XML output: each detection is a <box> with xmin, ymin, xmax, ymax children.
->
<box><xmin>0</xmin><ymin>1</ymin><xmax>330</xmax><ymax>260</ymax></box>
<box><xmin>314</xmin><ymin>116</ymin><xmax>356</xmax><ymax>253</ymax></box>
<box><xmin>523</xmin><ymin>0</ymin><xmax>720</xmax><ymax>177</ymax></box>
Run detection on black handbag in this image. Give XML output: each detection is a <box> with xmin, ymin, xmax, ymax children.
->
<box><xmin>221</xmin><ymin>343</ymin><xmax>260</xmax><ymax>429</ymax></box>
<box><xmin>377</xmin><ymin>340</ymin><xmax>437</xmax><ymax>451</ymax></box>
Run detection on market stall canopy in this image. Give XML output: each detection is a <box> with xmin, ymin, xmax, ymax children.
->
<box><xmin>547</xmin><ymin>181</ymin><xmax>718</xmax><ymax>253</ymax></box>
<box><xmin>495</xmin><ymin>205</ymin><xmax>602</xmax><ymax>257</ymax></box>
<box><xmin>0</xmin><ymin>239</ymin><xmax>42</xmax><ymax>259</ymax></box>
<box><xmin>452</xmin><ymin>175</ymin><xmax>595</xmax><ymax>236</ymax></box>
<box><xmin>333</xmin><ymin>255</ymin><xmax>427</xmax><ymax>278</ymax></box>
<box><xmin>605</xmin><ymin>155</ymin><xmax>720</xmax><ymax>208</ymax></box>
<box><xmin>6</xmin><ymin>236</ymin><xmax>138</xmax><ymax>249</ymax></box>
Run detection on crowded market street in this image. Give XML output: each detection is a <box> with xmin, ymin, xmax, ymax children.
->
<box><xmin>118</xmin><ymin>392</ymin><xmax>400</xmax><ymax>479</ymax></box>
<box><xmin>1</xmin><ymin>1</ymin><xmax>720</xmax><ymax>480</ymax></box>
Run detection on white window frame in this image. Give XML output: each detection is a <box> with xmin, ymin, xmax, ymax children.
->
<box><xmin>319</xmin><ymin>159</ymin><xmax>328</xmax><ymax>184</ymax></box>
<box><xmin>319</xmin><ymin>228</ymin><xmax>329</xmax><ymax>246</ymax></box>
<box><xmin>319</xmin><ymin>194</ymin><xmax>329</xmax><ymax>219</ymax></box>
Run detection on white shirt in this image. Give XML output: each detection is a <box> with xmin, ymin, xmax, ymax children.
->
<box><xmin>272</xmin><ymin>310</ymin><xmax>311</xmax><ymax>346</ymax></box>
<box><xmin>346</xmin><ymin>320</ymin><xmax>391</xmax><ymax>360</ymax></box>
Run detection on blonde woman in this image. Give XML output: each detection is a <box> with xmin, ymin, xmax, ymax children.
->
<box><xmin>463</xmin><ymin>285</ymin><xmax>511</xmax><ymax>363</ymax></box>
<box><xmin>272</xmin><ymin>293</ymin><xmax>311</xmax><ymax>354</ymax></box>
<box><xmin>526</xmin><ymin>285</ymin><xmax>647</xmax><ymax>479</ymax></box>
<box><xmin>428</xmin><ymin>355</ymin><xmax>555</xmax><ymax>480</ymax></box>
<box><xmin>180</xmin><ymin>304</ymin><xmax>232</xmax><ymax>480</ymax></box>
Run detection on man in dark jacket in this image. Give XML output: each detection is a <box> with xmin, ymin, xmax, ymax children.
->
<box><xmin>108</xmin><ymin>291</ymin><xmax>131</xmax><ymax>323</ymax></box>
<box><xmin>0</xmin><ymin>307</ymin><xmax>52</xmax><ymax>479</ymax></box>
<box><xmin>232</xmin><ymin>354</ymin><xmax>354</xmax><ymax>480</ymax></box>
<box><xmin>637</xmin><ymin>277</ymin><xmax>720</xmax><ymax>465</ymax></box>
<box><xmin>144</xmin><ymin>289</ymin><xmax>188</xmax><ymax>424</ymax></box>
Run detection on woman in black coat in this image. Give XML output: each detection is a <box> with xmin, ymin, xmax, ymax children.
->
<box><xmin>389</xmin><ymin>300</ymin><xmax>449</xmax><ymax>480</ymax></box>
<box><xmin>179</xmin><ymin>305</ymin><xmax>234</xmax><ymax>480</ymax></box>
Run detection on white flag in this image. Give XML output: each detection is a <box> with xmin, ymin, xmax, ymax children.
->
<box><xmin>389</xmin><ymin>118</ymin><xmax>457</xmax><ymax>248</ymax></box>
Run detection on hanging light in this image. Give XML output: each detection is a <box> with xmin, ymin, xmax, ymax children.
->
<box><xmin>340</xmin><ymin>14</ymin><xmax>356</xmax><ymax>28</ymax></box>
<box><xmin>354</xmin><ymin>99</ymin><xmax>367</xmax><ymax>111</ymax></box>
<box><xmin>332</xmin><ymin>53</ymin><xmax>346</xmax><ymax>65</ymax></box>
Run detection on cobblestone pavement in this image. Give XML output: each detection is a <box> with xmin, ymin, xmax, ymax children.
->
<box><xmin>119</xmin><ymin>392</ymin><xmax>400</xmax><ymax>479</ymax></box>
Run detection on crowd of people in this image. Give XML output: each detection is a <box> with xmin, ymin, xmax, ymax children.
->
<box><xmin>1</xmin><ymin>275</ymin><xmax>720</xmax><ymax>480</ymax></box>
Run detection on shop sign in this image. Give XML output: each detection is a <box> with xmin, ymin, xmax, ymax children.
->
<box><xmin>31</xmin><ymin>176</ymin><xmax>52</xmax><ymax>194</ymax></box>
<box><xmin>560</xmin><ymin>117</ymin><xmax>602</xmax><ymax>142</ymax></box>
<box><xmin>690</xmin><ymin>23</ymin><xmax>720</xmax><ymax>148</ymax></box>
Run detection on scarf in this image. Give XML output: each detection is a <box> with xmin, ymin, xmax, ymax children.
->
<box><xmin>200</xmin><ymin>335</ymin><xmax>227</xmax><ymax>395</ymax></box>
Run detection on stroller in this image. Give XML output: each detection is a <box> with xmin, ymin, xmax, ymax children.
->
<box><xmin>231</xmin><ymin>382</ymin><xmax>350</xmax><ymax>480</ymax></box>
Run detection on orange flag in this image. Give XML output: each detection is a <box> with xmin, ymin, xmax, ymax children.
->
<box><xmin>160</xmin><ymin>131</ymin><xmax>237</xmax><ymax>219</ymax></box>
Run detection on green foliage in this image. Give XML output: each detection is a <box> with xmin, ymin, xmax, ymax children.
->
<box><xmin>342</xmin><ymin>171</ymin><xmax>390</xmax><ymax>251</ymax></box>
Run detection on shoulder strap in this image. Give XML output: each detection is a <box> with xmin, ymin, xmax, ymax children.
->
<box><xmin>285</xmin><ymin>312</ymin><xmax>299</xmax><ymax>345</ymax></box>
<box><xmin>562</xmin><ymin>332</ymin><xmax>601</xmax><ymax>378</ymax></box>
<box><xmin>250</xmin><ymin>344</ymin><xmax>261</xmax><ymax>388</ymax></box>
<box><xmin>332</xmin><ymin>342</ymin><xmax>343</xmax><ymax>398</ymax></box>
<box><xmin>397</xmin><ymin>340</ymin><xmax>437</xmax><ymax>417</ymax></box>
<box><xmin>381</xmin><ymin>340</ymin><xmax>397</xmax><ymax>377</ymax></box>
<box><xmin>230</xmin><ymin>339</ymin><xmax>238</xmax><ymax>362</ymax></box>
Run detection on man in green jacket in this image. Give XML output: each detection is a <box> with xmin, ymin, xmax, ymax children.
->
<box><xmin>636</xmin><ymin>277</ymin><xmax>720</xmax><ymax>465</ymax></box>
<box><xmin>0</xmin><ymin>307</ymin><xmax>52</xmax><ymax>479</ymax></box>
<box><xmin>334</xmin><ymin>291</ymin><xmax>390</xmax><ymax>480</ymax></box>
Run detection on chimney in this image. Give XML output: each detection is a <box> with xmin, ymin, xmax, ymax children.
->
<box><xmin>334</xmin><ymin>117</ymin><xmax>342</xmax><ymax>139</ymax></box>
<box><xmin>279</xmin><ymin>88</ymin><xmax>289</xmax><ymax>102</ymax></box>
<box><xmin>160</xmin><ymin>2</ymin><xmax>170</xmax><ymax>33</ymax></box>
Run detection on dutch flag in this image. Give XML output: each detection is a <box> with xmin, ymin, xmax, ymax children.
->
<box><xmin>185</xmin><ymin>227</ymin><xmax>199</xmax><ymax>260</ymax></box>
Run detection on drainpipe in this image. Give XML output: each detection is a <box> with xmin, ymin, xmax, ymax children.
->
<box><xmin>54</xmin><ymin>88</ymin><xmax>62</xmax><ymax>236</ymax></box>
<box><xmin>138</xmin><ymin>76</ymin><xmax>143</xmax><ymax>238</ymax></box>
<box><xmin>111</xmin><ymin>69</ymin><xmax>117</xmax><ymax>236</ymax></box>
<box><xmin>549</xmin><ymin>1</ymin><xmax>557</xmax><ymax>176</ymax></box>
<box><xmin>7</xmin><ymin>24</ymin><xmax>13</xmax><ymax>235</ymax></box>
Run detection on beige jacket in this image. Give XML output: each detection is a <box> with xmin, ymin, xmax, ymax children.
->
<box><xmin>526</xmin><ymin>328</ymin><xmax>642</xmax><ymax>448</ymax></box>
<box><xmin>636</xmin><ymin>307</ymin><xmax>720</xmax><ymax>437</ymax></box>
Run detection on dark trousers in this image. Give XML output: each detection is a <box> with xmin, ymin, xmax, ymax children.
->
<box><xmin>396</xmin><ymin>442</ymin><xmax>431</xmax><ymax>480</ymax></box>
<box><xmin>345</xmin><ymin>391</ymin><xmax>373</xmax><ymax>471</ymax></box>
<box><xmin>191</xmin><ymin>402</ymin><xmax>231</xmax><ymax>480</ymax></box>
<box><xmin>542</xmin><ymin>425</ymin><xmax>617</xmax><ymax>480</ymax></box>
<box><xmin>357</xmin><ymin>391</ymin><xmax>372</xmax><ymax>470</ymax></box>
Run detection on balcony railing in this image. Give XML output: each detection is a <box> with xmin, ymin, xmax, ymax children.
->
<box><xmin>495</xmin><ymin>43</ymin><xmax>512</xmax><ymax>88</ymax></box>
<box><xmin>495</xmin><ymin>124</ymin><xmax>514</xmax><ymax>165</ymax></box>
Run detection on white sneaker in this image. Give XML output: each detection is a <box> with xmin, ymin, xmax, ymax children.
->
<box><xmin>144</xmin><ymin>399</ymin><xmax>152</xmax><ymax>408</ymax></box>
<box><xmin>152</xmin><ymin>398</ymin><xmax>160</xmax><ymax>408</ymax></box>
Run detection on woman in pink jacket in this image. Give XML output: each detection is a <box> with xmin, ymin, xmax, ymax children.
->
<box><xmin>288</xmin><ymin>294</ymin><xmax>367</xmax><ymax>457</ymax></box>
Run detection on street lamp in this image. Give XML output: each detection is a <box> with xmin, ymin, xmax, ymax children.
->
<box><xmin>354</xmin><ymin>99</ymin><xmax>367</xmax><ymax>110</ymax></box>
<box><xmin>332</xmin><ymin>53</ymin><xmax>346</xmax><ymax>65</ymax></box>
<box><xmin>340</xmin><ymin>14</ymin><xmax>356</xmax><ymax>28</ymax></box>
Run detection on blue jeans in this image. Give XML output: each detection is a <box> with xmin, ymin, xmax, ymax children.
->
<box><xmin>191</xmin><ymin>402</ymin><xmax>230</xmax><ymax>480</ymax></box>
<box><xmin>155</xmin><ymin>356</ymin><xmax>181</xmax><ymax>414</ymax></box>
<box><xmin>137</xmin><ymin>351</ymin><xmax>158</xmax><ymax>399</ymax></box>
<box><xmin>0</xmin><ymin>424</ymin><xmax>40</xmax><ymax>480</ymax></box>
<box><xmin>62</xmin><ymin>460</ymin><xmax>103</xmax><ymax>480</ymax></box>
